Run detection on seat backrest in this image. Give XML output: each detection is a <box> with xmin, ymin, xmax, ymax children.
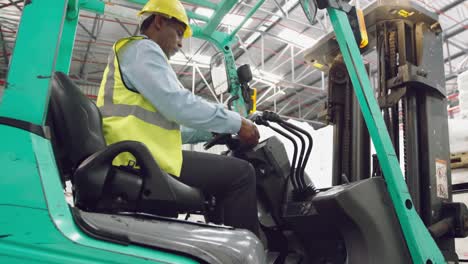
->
<box><xmin>47</xmin><ymin>72</ymin><xmax>106</xmax><ymax>181</ymax></box>
<box><xmin>47</xmin><ymin>72</ymin><xmax>206</xmax><ymax>215</ymax></box>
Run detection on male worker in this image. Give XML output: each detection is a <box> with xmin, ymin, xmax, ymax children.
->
<box><xmin>97</xmin><ymin>0</ymin><xmax>260</xmax><ymax>236</ymax></box>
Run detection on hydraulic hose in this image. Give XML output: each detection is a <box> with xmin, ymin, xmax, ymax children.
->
<box><xmin>260</xmin><ymin>112</ymin><xmax>307</xmax><ymax>189</ymax></box>
<box><xmin>256</xmin><ymin>119</ymin><xmax>299</xmax><ymax>190</ymax></box>
<box><xmin>261</xmin><ymin>111</ymin><xmax>317</xmax><ymax>193</ymax></box>
<box><xmin>279</xmin><ymin>120</ymin><xmax>314</xmax><ymax>188</ymax></box>
<box><xmin>277</xmin><ymin>122</ymin><xmax>307</xmax><ymax>189</ymax></box>
<box><xmin>227</xmin><ymin>95</ymin><xmax>239</xmax><ymax>111</ymax></box>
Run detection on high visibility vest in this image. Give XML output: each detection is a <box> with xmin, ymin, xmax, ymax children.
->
<box><xmin>96</xmin><ymin>36</ymin><xmax>183</xmax><ymax>176</ymax></box>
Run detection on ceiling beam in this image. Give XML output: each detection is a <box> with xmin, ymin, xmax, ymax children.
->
<box><xmin>79</xmin><ymin>15</ymin><xmax>99</xmax><ymax>79</ymax></box>
<box><xmin>438</xmin><ymin>0</ymin><xmax>466</xmax><ymax>13</ymax></box>
<box><xmin>263</xmin><ymin>0</ymin><xmax>468</xmax><ymax>116</ymax></box>
<box><xmin>0</xmin><ymin>0</ymin><xmax>22</xmax><ymax>11</ymax></box>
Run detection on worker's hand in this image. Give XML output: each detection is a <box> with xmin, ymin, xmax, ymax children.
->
<box><xmin>238</xmin><ymin>117</ymin><xmax>260</xmax><ymax>149</ymax></box>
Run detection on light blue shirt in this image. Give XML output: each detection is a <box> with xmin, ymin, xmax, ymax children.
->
<box><xmin>117</xmin><ymin>37</ymin><xmax>242</xmax><ymax>144</ymax></box>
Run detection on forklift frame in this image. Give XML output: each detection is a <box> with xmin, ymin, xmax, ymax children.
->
<box><xmin>0</xmin><ymin>0</ymin><xmax>452</xmax><ymax>263</ymax></box>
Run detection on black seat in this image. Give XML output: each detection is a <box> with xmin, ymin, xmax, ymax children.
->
<box><xmin>47</xmin><ymin>71</ymin><xmax>205</xmax><ymax>215</ymax></box>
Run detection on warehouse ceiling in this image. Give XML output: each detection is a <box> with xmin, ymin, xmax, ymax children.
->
<box><xmin>0</xmin><ymin>0</ymin><xmax>467</xmax><ymax>122</ymax></box>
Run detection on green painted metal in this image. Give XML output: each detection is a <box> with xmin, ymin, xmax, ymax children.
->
<box><xmin>0</xmin><ymin>0</ymin><xmax>450</xmax><ymax>263</ymax></box>
<box><xmin>67</xmin><ymin>0</ymin><xmax>80</xmax><ymax>19</ymax></box>
<box><xmin>0</xmin><ymin>0</ymin><xmax>68</xmax><ymax>125</ymax></box>
<box><xmin>202</xmin><ymin>0</ymin><xmax>237</xmax><ymax>35</ymax></box>
<box><xmin>56</xmin><ymin>13</ymin><xmax>79</xmax><ymax>73</ymax></box>
<box><xmin>80</xmin><ymin>0</ymin><xmax>105</xmax><ymax>14</ymax></box>
<box><xmin>57</xmin><ymin>0</ymin><xmax>104</xmax><ymax>73</ymax></box>
<box><xmin>191</xmin><ymin>25</ymin><xmax>232</xmax><ymax>51</ymax></box>
<box><xmin>0</xmin><ymin>206</ymin><xmax>188</xmax><ymax>264</ymax></box>
<box><xmin>0</xmin><ymin>126</ymin><xmax>47</xmax><ymax>210</ymax></box>
<box><xmin>30</xmin><ymin>133</ymin><xmax>199</xmax><ymax>264</ymax></box>
<box><xmin>0</xmin><ymin>125</ymin><xmax>198</xmax><ymax>263</ymax></box>
<box><xmin>191</xmin><ymin>25</ymin><xmax>246</xmax><ymax>116</ymax></box>
<box><xmin>327</xmin><ymin>7</ymin><xmax>445</xmax><ymax>263</ymax></box>
<box><xmin>228</xmin><ymin>0</ymin><xmax>266</xmax><ymax>41</ymax></box>
<box><xmin>224</xmin><ymin>49</ymin><xmax>247</xmax><ymax>116</ymax></box>
<box><xmin>125</xmin><ymin>0</ymin><xmax>147</xmax><ymax>6</ymax></box>
<box><xmin>299</xmin><ymin>0</ymin><xmax>317</xmax><ymax>25</ymax></box>
<box><xmin>186</xmin><ymin>0</ymin><xmax>269</xmax><ymax>116</ymax></box>
<box><xmin>0</xmin><ymin>0</ymin><xmax>197</xmax><ymax>262</ymax></box>
<box><xmin>186</xmin><ymin>10</ymin><xmax>210</xmax><ymax>22</ymax></box>
<box><xmin>45</xmin><ymin>0</ymin><xmax>105</xmax><ymax>77</ymax></box>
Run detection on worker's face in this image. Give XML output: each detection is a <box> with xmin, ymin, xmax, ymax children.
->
<box><xmin>156</xmin><ymin>17</ymin><xmax>185</xmax><ymax>59</ymax></box>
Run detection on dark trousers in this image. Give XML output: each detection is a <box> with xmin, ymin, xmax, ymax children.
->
<box><xmin>178</xmin><ymin>150</ymin><xmax>259</xmax><ymax>236</ymax></box>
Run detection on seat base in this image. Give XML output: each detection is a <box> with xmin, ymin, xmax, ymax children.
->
<box><xmin>72</xmin><ymin>207</ymin><xmax>266</xmax><ymax>264</ymax></box>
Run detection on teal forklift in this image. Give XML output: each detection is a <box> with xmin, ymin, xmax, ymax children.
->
<box><xmin>0</xmin><ymin>0</ymin><xmax>466</xmax><ymax>263</ymax></box>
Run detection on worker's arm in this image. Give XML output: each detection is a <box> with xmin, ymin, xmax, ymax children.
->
<box><xmin>119</xmin><ymin>39</ymin><xmax>241</xmax><ymax>135</ymax></box>
<box><xmin>181</xmin><ymin>126</ymin><xmax>212</xmax><ymax>144</ymax></box>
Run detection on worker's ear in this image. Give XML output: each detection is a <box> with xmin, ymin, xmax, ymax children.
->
<box><xmin>152</xmin><ymin>15</ymin><xmax>165</xmax><ymax>31</ymax></box>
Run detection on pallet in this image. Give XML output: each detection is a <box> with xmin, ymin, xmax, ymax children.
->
<box><xmin>450</xmin><ymin>152</ymin><xmax>468</xmax><ymax>169</ymax></box>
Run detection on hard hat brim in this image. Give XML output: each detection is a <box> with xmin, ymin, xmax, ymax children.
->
<box><xmin>138</xmin><ymin>11</ymin><xmax>192</xmax><ymax>38</ymax></box>
<box><xmin>183</xmin><ymin>25</ymin><xmax>192</xmax><ymax>38</ymax></box>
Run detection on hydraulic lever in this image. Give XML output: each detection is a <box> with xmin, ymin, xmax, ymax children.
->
<box><xmin>279</xmin><ymin>121</ymin><xmax>314</xmax><ymax>188</ymax></box>
<box><xmin>261</xmin><ymin>112</ymin><xmax>307</xmax><ymax>189</ymax></box>
<box><xmin>254</xmin><ymin>116</ymin><xmax>300</xmax><ymax>190</ymax></box>
<box><xmin>277</xmin><ymin>122</ymin><xmax>307</xmax><ymax>189</ymax></box>
<box><xmin>259</xmin><ymin>111</ymin><xmax>317</xmax><ymax>198</ymax></box>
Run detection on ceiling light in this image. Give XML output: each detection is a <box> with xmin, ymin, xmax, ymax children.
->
<box><xmin>222</xmin><ymin>14</ymin><xmax>252</xmax><ymax>27</ymax></box>
<box><xmin>278</xmin><ymin>28</ymin><xmax>316</xmax><ymax>48</ymax></box>
<box><xmin>258</xmin><ymin>70</ymin><xmax>283</xmax><ymax>83</ymax></box>
<box><xmin>195</xmin><ymin>7</ymin><xmax>214</xmax><ymax>18</ymax></box>
<box><xmin>170</xmin><ymin>53</ymin><xmax>211</xmax><ymax>66</ymax></box>
<box><xmin>243</xmin><ymin>32</ymin><xmax>261</xmax><ymax>46</ymax></box>
<box><xmin>265</xmin><ymin>90</ymin><xmax>286</xmax><ymax>102</ymax></box>
<box><xmin>195</xmin><ymin>7</ymin><xmax>252</xmax><ymax>28</ymax></box>
<box><xmin>252</xmin><ymin>77</ymin><xmax>278</xmax><ymax>87</ymax></box>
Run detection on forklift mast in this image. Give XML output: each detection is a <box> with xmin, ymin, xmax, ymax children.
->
<box><xmin>305</xmin><ymin>0</ymin><xmax>467</xmax><ymax>262</ymax></box>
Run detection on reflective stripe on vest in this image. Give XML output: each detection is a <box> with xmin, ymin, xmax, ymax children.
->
<box><xmin>97</xmin><ymin>36</ymin><xmax>183</xmax><ymax>176</ymax></box>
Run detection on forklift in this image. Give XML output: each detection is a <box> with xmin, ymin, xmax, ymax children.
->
<box><xmin>205</xmin><ymin>1</ymin><xmax>468</xmax><ymax>262</ymax></box>
<box><xmin>0</xmin><ymin>0</ymin><xmax>466</xmax><ymax>264</ymax></box>
<box><xmin>302</xmin><ymin>0</ymin><xmax>468</xmax><ymax>262</ymax></box>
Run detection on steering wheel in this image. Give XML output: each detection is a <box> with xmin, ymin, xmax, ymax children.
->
<box><xmin>203</xmin><ymin>133</ymin><xmax>239</xmax><ymax>150</ymax></box>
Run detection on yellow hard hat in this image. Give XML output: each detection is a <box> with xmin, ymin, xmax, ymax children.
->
<box><xmin>137</xmin><ymin>0</ymin><xmax>192</xmax><ymax>38</ymax></box>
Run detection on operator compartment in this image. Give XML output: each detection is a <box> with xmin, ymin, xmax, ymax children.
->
<box><xmin>46</xmin><ymin>72</ymin><xmax>265</xmax><ymax>264</ymax></box>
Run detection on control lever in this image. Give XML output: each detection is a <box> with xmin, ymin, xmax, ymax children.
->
<box><xmin>260</xmin><ymin>112</ymin><xmax>306</xmax><ymax>189</ymax></box>
<box><xmin>203</xmin><ymin>133</ymin><xmax>239</xmax><ymax>150</ymax></box>
<box><xmin>261</xmin><ymin>111</ymin><xmax>317</xmax><ymax>197</ymax></box>
<box><xmin>254</xmin><ymin>116</ymin><xmax>299</xmax><ymax>190</ymax></box>
<box><xmin>226</xmin><ymin>95</ymin><xmax>239</xmax><ymax>111</ymax></box>
<box><xmin>279</xmin><ymin>121</ymin><xmax>314</xmax><ymax>184</ymax></box>
<box><xmin>277</xmin><ymin>122</ymin><xmax>307</xmax><ymax>188</ymax></box>
<box><xmin>259</xmin><ymin>111</ymin><xmax>307</xmax><ymax>189</ymax></box>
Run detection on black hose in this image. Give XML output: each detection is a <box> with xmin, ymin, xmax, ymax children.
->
<box><xmin>227</xmin><ymin>95</ymin><xmax>239</xmax><ymax>111</ymax></box>
<box><xmin>263</xmin><ymin>122</ymin><xmax>299</xmax><ymax>190</ymax></box>
<box><xmin>279</xmin><ymin>120</ymin><xmax>314</xmax><ymax>187</ymax></box>
<box><xmin>261</xmin><ymin>111</ymin><xmax>308</xmax><ymax>189</ymax></box>
<box><xmin>277</xmin><ymin>122</ymin><xmax>307</xmax><ymax>189</ymax></box>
